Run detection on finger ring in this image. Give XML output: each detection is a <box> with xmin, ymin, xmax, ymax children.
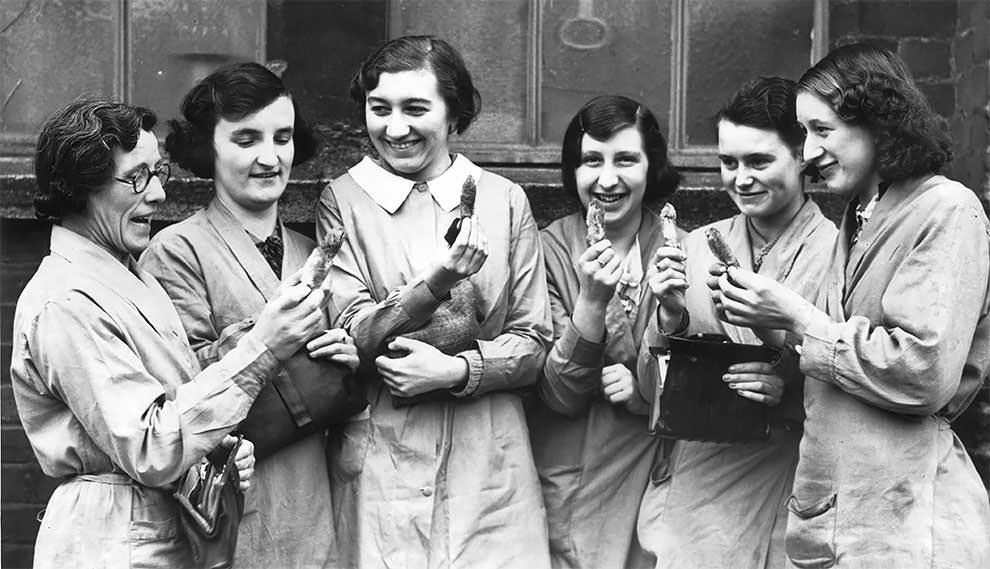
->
<box><xmin>598</xmin><ymin>258</ymin><xmax>607</xmax><ymax>267</ymax></box>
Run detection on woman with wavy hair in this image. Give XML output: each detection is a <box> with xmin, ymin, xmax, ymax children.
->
<box><xmin>709</xmin><ymin>44</ymin><xmax>990</xmax><ymax>567</ymax></box>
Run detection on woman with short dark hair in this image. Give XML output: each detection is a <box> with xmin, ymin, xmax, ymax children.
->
<box><xmin>636</xmin><ymin>76</ymin><xmax>837</xmax><ymax>569</ymax></box>
<box><xmin>710</xmin><ymin>44</ymin><xmax>990</xmax><ymax>567</ymax></box>
<box><xmin>316</xmin><ymin>35</ymin><xmax>553</xmax><ymax>568</ymax></box>
<box><xmin>528</xmin><ymin>95</ymin><xmax>678</xmax><ymax>569</ymax></box>
<box><xmin>139</xmin><ymin>62</ymin><xmax>356</xmax><ymax>569</ymax></box>
<box><xmin>13</xmin><ymin>96</ymin><xmax>325</xmax><ymax>568</ymax></box>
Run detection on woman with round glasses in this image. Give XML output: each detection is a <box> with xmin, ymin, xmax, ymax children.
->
<box><xmin>11</xmin><ymin>97</ymin><xmax>324</xmax><ymax>567</ymax></box>
<box><xmin>140</xmin><ymin>62</ymin><xmax>357</xmax><ymax>568</ymax></box>
<box><xmin>709</xmin><ymin>44</ymin><xmax>990</xmax><ymax>567</ymax></box>
<box><xmin>316</xmin><ymin>35</ymin><xmax>553</xmax><ymax>567</ymax></box>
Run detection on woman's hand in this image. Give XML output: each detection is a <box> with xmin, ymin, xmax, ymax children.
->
<box><xmin>221</xmin><ymin>435</ymin><xmax>255</xmax><ymax>492</ymax></box>
<box><xmin>426</xmin><ymin>215</ymin><xmax>489</xmax><ymax>298</ymax></box>
<box><xmin>249</xmin><ymin>268</ymin><xmax>330</xmax><ymax>361</ymax></box>
<box><xmin>602</xmin><ymin>363</ymin><xmax>633</xmax><ymax>403</ymax></box>
<box><xmin>374</xmin><ymin>337</ymin><xmax>469</xmax><ymax>397</ymax></box>
<box><xmin>306</xmin><ymin>328</ymin><xmax>359</xmax><ymax>373</ymax></box>
<box><xmin>707</xmin><ymin>266</ymin><xmax>815</xmax><ymax>337</ymax></box>
<box><xmin>723</xmin><ymin>361</ymin><xmax>785</xmax><ymax>406</ymax></box>
<box><xmin>647</xmin><ymin>246</ymin><xmax>688</xmax><ymax>331</ymax></box>
<box><xmin>577</xmin><ymin>239</ymin><xmax>624</xmax><ymax>304</ymax></box>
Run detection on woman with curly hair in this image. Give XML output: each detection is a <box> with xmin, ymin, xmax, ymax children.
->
<box><xmin>709</xmin><ymin>44</ymin><xmax>990</xmax><ymax>567</ymax></box>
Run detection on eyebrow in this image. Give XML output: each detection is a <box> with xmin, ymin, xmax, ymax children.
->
<box><xmin>367</xmin><ymin>96</ymin><xmax>433</xmax><ymax>105</ymax></box>
<box><xmin>230</xmin><ymin>128</ymin><xmax>262</xmax><ymax>136</ymax></box>
<box><xmin>118</xmin><ymin>163</ymin><xmax>147</xmax><ymax>178</ymax></box>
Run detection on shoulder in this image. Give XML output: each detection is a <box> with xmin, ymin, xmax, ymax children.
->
<box><xmin>910</xmin><ymin>176</ymin><xmax>989</xmax><ymax>232</ymax></box>
<box><xmin>146</xmin><ymin>210</ymin><xmax>212</xmax><ymax>253</ymax></box>
<box><xmin>540</xmin><ymin>212</ymin><xmax>583</xmax><ymax>253</ymax></box>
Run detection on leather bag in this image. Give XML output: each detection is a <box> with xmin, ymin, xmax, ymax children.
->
<box><xmin>174</xmin><ymin>436</ymin><xmax>244</xmax><ymax>569</ymax></box>
<box><xmin>649</xmin><ymin>333</ymin><xmax>781</xmax><ymax>443</ymax></box>
<box><xmin>215</xmin><ymin>322</ymin><xmax>368</xmax><ymax>460</ymax></box>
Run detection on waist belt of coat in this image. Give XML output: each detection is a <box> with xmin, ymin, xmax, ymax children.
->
<box><xmin>71</xmin><ymin>472</ymin><xmax>133</xmax><ymax>485</ymax></box>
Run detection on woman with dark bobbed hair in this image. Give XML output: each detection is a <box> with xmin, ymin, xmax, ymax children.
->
<box><xmin>710</xmin><ymin>44</ymin><xmax>990</xmax><ymax>567</ymax></box>
<box><xmin>528</xmin><ymin>95</ymin><xmax>678</xmax><ymax>569</ymax></box>
<box><xmin>13</xmin><ymin>97</ymin><xmax>324</xmax><ymax>567</ymax></box>
<box><xmin>637</xmin><ymin>77</ymin><xmax>837</xmax><ymax>569</ymax></box>
<box><xmin>139</xmin><ymin>62</ymin><xmax>357</xmax><ymax>568</ymax></box>
<box><xmin>316</xmin><ymin>35</ymin><xmax>553</xmax><ymax>567</ymax></box>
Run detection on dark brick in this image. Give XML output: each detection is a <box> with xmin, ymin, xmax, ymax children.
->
<box><xmin>2</xmin><ymin>385</ymin><xmax>21</xmax><ymax>425</ymax></box>
<box><xmin>953</xmin><ymin>27</ymin><xmax>990</xmax><ymax>71</ymax></box>
<box><xmin>832</xmin><ymin>35</ymin><xmax>900</xmax><ymax>53</ymax></box>
<box><xmin>958</xmin><ymin>0</ymin><xmax>989</xmax><ymax>28</ymax></box>
<box><xmin>857</xmin><ymin>0</ymin><xmax>956</xmax><ymax>38</ymax></box>
<box><xmin>830</xmin><ymin>0</ymin><xmax>863</xmax><ymax>39</ymax></box>
<box><xmin>918</xmin><ymin>82</ymin><xmax>955</xmax><ymax>118</ymax></box>
<box><xmin>1</xmin><ymin>465</ymin><xmax>59</xmax><ymax>504</ymax></box>
<box><xmin>1</xmin><ymin>425</ymin><xmax>37</xmax><ymax>464</ymax></box>
<box><xmin>1</xmin><ymin>344</ymin><xmax>12</xmax><ymax>385</ymax></box>
<box><xmin>900</xmin><ymin>39</ymin><xmax>952</xmax><ymax>79</ymax></box>
<box><xmin>0</xmin><ymin>504</ymin><xmax>45</xmax><ymax>544</ymax></box>
<box><xmin>2</xmin><ymin>542</ymin><xmax>35</xmax><ymax>569</ymax></box>
<box><xmin>957</xmin><ymin>62</ymin><xmax>989</xmax><ymax>113</ymax></box>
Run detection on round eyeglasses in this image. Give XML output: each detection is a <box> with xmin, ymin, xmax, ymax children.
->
<box><xmin>113</xmin><ymin>163</ymin><xmax>171</xmax><ymax>194</ymax></box>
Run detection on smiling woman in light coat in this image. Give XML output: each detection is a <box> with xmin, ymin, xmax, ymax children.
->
<box><xmin>10</xmin><ymin>98</ymin><xmax>326</xmax><ymax>568</ymax></box>
<box><xmin>709</xmin><ymin>44</ymin><xmax>990</xmax><ymax>568</ymax></box>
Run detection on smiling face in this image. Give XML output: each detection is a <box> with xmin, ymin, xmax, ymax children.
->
<box><xmin>575</xmin><ymin>126</ymin><xmax>649</xmax><ymax>232</ymax></box>
<box><xmin>80</xmin><ymin>129</ymin><xmax>166</xmax><ymax>259</ymax></box>
<box><xmin>718</xmin><ymin>120</ymin><xmax>805</xmax><ymax>227</ymax></box>
<box><xmin>796</xmin><ymin>91</ymin><xmax>879</xmax><ymax>197</ymax></box>
<box><xmin>364</xmin><ymin>68</ymin><xmax>455</xmax><ymax>181</ymax></box>
<box><xmin>212</xmin><ymin>95</ymin><xmax>295</xmax><ymax>214</ymax></box>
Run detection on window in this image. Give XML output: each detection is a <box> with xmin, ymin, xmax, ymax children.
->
<box><xmin>1</xmin><ymin>0</ymin><xmax>828</xmax><ymax>171</ymax></box>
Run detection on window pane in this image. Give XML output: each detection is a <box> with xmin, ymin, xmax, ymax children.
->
<box><xmin>684</xmin><ymin>0</ymin><xmax>814</xmax><ymax>146</ymax></box>
<box><xmin>129</xmin><ymin>0</ymin><xmax>265</xmax><ymax>135</ymax></box>
<box><xmin>541</xmin><ymin>0</ymin><xmax>672</xmax><ymax>145</ymax></box>
<box><xmin>390</xmin><ymin>0</ymin><xmax>530</xmax><ymax>145</ymax></box>
<box><xmin>0</xmin><ymin>0</ymin><xmax>121</xmax><ymax>137</ymax></box>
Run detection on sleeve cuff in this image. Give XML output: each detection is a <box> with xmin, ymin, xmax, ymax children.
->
<box><xmin>558</xmin><ymin>319</ymin><xmax>606</xmax><ymax>368</ymax></box>
<box><xmin>219</xmin><ymin>331</ymin><xmax>281</xmax><ymax>399</ymax></box>
<box><xmin>398</xmin><ymin>278</ymin><xmax>445</xmax><ymax>322</ymax></box>
<box><xmin>450</xmin><ymin>349</ymin><xmax>484</xmax><ymax>398</ymax></box>
<box><xmin>657</xmin><ymin>306</ymin><xmax>690</xmax><ymax>336</ymax></box>
<box><xmin>797</xmin><ymin>312</ymin><xmax>839</xmax><ymax>383</ymax></box>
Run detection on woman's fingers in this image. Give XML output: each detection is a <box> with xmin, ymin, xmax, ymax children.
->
<box><xmin>734</xmin><ymin>389</ymin><xmax>778</xmax><ymax>405</ymax></box>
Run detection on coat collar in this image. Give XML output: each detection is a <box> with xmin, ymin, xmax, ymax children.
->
<box><xmin>49</xmin><ymin>225</ymin><xmax>187</xmax><ymax>342</ymax></box>
<box><xmin>204</xmin><ymin>198</ymin><xmax>283</xmax><ymax>301</ymax></box>
<box><xmin>348</xmin><ymin>154</ymin><xmax>484</xmax><ymax>214</ymax></box>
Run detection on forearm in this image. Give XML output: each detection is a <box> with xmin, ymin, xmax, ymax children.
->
<box><xmin>539</xmin><ymin>320</ymin><xmax>606</xmax><ymax>415</ymax></box>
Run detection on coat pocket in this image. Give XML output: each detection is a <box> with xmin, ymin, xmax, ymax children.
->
<box><xmin>785</xmin><ymin>492</ymin><xmax>838</xmax><ymax>569</ymax></box>
<box><xmin>327</xmin><ymin>417</ymin><xmax>371</xmax><ymax>484</ymax></box>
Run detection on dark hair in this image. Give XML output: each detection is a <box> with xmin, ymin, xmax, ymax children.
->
<box><xmin>716</xmin><ymin>76</ymin><xmax>804</xmax><ymax>151</ymax></box>
<box><xmin>166</xmin><ymin>62</ymin><xmax>317</xmax><ymax>178</ymax></box>
<box><xmin>350</xmin><ymin>35</ymin><xmax>481</xmax><ymax>134</ymax></box>
<box><xmin>34</xmin><ymin>97</ymin><xmax>157</xmax><ymax>220</ymax></box>
<box><xmin>797</xmin><ymin>43</ymin><xmax>952</xmax><ymax>180</ymax></box>
<box><xmin>561</xmin><ymin>95</ymin><xmax>680</xmax><ymax>204</ymax></box>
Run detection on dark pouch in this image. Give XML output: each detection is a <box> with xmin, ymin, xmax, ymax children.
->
<box><xmin>649</xmin><ymin>333</ymin><xmax>781</xmax><ymax>443</ymax></box>
<box><xmin>214</xmin><ymin>322</ymin><xmax>368</xmax><ymax>460</ymax></box>
<box><xmin>173</xmin><ymin>435</ymin><xmax>245</xmax><ymax>569</ymax></box>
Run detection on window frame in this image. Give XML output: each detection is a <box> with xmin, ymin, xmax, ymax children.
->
<box><xmin>444</xmin><ymin>0</ymin><xmax>830</xmax><ymax>169</ymax></box>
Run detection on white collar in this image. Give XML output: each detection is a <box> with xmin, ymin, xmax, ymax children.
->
<box><xmin>348</xmin><ymin>154</ymin><xmax>484</xmax><ymax>214</ymax></box>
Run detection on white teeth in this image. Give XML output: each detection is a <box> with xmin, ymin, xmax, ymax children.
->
<box><xmin>389</xmin><ymin>141</ymin><xmax>417</xmax><ymax>151</ymax></box>
<box><xmin>595</xmin><ymin>194</ymin><xmax>625</xmax><ymax>203</ymax></box>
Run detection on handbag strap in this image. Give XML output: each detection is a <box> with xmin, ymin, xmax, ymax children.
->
<box><xmin>271</xmin><ymin>371</ymin><xmax>313</xmax><ymax>428</ymax></box>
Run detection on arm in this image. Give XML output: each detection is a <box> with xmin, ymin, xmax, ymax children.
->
<box><xmin>29</xmin><ymin>296</ymin><xmax>278</xmax><ymax>488</ymax></box>
<box><xmin>453</xmin><ymin>186</ymin><xmax>553</xmax><ymax>398</ymax></box>
<box><xmin>316</xmin><ymin>187</ymin><xmax>444</xmax><ymax>364</ymax></box>
<box><xmin>538</xmin><ymin>234</ymin><xmax>608</xmax><ymax>416</ymax></box>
